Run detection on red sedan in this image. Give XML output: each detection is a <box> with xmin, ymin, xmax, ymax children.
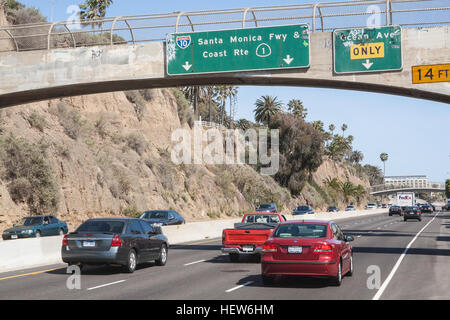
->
<box><xmin>261</xmin><ymin>220</ymin><xmax>354</xmax><ymax>286</ymax></box>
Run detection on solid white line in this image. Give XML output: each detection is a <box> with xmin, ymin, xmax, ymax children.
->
<box><xmin>87</xmin><ymin>280</ymin><xmax>126</xmax><ymax>291</ymax></box>
<box><xmin>183</xmin><ymin>259</ymin><xmax>206</xmax><ymax>266</ymax></box>
<box><xmin>225</xmin><ymin>281</ymin><xmax>254</xmax><ymax>293</ymax></box>
<box><xmin>372</xmin><ymin>212</ymin><xmax>439</xmax><ymax>300</ymax></box>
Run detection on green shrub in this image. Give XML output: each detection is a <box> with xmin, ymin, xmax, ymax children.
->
<box><xmin>27</xmin><ymin>111</ymin><xmax>47</xmax><ymax>132</ymax></box>
<box><xmin>121</xmin><ymin>206</ymin><xmax>141</xmax><ymax>218</ymax></box>
<box><xmin>125</xmin><ymin>133</ymin><xmax>147</xmax><ymax>155</ymax></box>
<box><xmin>54</xmin><ymin>102</ymin><xmax>86</xmax><ymax>140</ymax></box>
<box><xmin>0</xmin><ymin>135</ymin><xmax>59</xmax><ymax>214</ymax></box>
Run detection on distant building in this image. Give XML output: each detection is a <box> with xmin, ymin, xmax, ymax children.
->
<box><xmin>384</xmin><ymin>175</ymin><xmax>428</xmax><ymax>188</ymax></box>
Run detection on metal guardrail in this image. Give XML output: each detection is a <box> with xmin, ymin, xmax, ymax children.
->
<box><xmin>0</xmin><ymin>0</ymin><xmax>449</xmax><ymax>53</ymax></box>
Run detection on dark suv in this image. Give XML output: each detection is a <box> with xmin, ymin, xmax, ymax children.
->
<box><xmin>403</xmin><ymin>206</ymin><xmax>422</xmax><ymax>222</ymax></box>
<box><xmin>62</xmin><ymin>218</ymin><xmax>169</xmax><ymax>273</ymax></box>
<box><xmin>389</xmin><ymin>205</ymin><xmax>402</xmax><ymax>216</ymax></box>
<box><xmin>256</xmin><ymin>203</ymin><xmax>278</xmax><ymax>213</ymax></box>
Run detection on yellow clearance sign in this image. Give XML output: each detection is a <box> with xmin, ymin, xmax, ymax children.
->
<box><xmin>350</xmin><ymin>42</ymin><xmax>385</xmax><ymax>60</ymax></box>
<box><xmin>412</xmin><ymin>64</ymin><xmax>450</xmax><ymax>84</ymax></box>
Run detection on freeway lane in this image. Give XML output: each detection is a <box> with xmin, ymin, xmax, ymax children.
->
<box><xmin>0</xmin><ymin>212</ymin><xmax>448</xmax><ymax>300</ymax></box>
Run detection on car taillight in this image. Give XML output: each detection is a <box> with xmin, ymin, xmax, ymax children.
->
<box><xmin>222</xmin><ymin>231</ymin><xmax>226</xmax><ymax>241</ymax></box>
<box><xmin>111</xmin><ymin>235</ymin><xmax>122</xmax><ymax>247</ymax></box>
<box><xmin>314</xmin><ymin>242</ymin><xmax>333</xmax><ymax>253</ymax></box>
<box><xmin>62</xmin><ymin>235</ymin><xmax>68</xmax><ymax>246</ymax></box>
<box><xmin>262</xmin><ymin>243</ymin><xmax>277</xmax><ymax>253</ymax></box>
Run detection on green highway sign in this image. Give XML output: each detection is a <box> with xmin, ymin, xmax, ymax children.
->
<box><xmin>166</xmin><ymin>24</ymin><xmax>310</xmax><ymax>75</ymax></box>
<box><xmin>333</xmin><ymin>26</ymin><xmax>402</xmax><ymax>74</ymax></box>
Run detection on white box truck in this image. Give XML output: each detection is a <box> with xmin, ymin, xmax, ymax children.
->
<box><xmin>397</xmin><ymin>192</ymin><xmax>415</xmax><ymax>207</ymax></box>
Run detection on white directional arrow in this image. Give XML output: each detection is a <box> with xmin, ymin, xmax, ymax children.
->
<box><xmin>283</xmin><ymin>55</ymin><xmax>294</xmax><ymax>65</ymax></box>
<box><xmin>182</xmin><ymin>61</ymin><xmax>192</xmax><ymax>71</ymax></box>
<box><xmin>362</xmin><ymin>59</ymin><xmax>373</xmax><ymax>70</ymax></box>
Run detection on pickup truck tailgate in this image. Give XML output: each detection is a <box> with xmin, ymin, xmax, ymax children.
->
<box><xmin>223</xmin><ymin>229</ymin><xmax>272</xmax><ymax>245</ymax></box>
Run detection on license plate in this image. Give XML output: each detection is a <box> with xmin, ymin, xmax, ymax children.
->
<box><xmin>288</xmin><ymin>246</ymin><xmax>303</xmax><ymax>254</ymax></box>
<box><xmin>11</xmin><ymin>235</ymin><xmax>18</xmax><ymax>239</ymax></box>
<box><xmin>242</xmin><ymin>245</ymin><xmax>254</xmax><ymax>252</ymax></box>
<box><xmin>83</xmin><ymin>240</ymin><xmax>95</xmax><ymax>247</ymax></box>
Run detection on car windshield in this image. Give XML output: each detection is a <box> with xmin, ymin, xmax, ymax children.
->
<box><xmin>274</xmin><ymin>224</ymin><xmax>328</xmax><ymax>238</ymax></box>
<box><xmin>15</xmin><ymin>217</ymin><xmax>43</xmax><ymax>227</ymax></box>
<box><xmin>77</xmin><ymin>220</ymin><xmax>125</xmax><ymax>234</ymax></box>
<box><xmin>143</xmin><ymin>211</ymin><xmax>169</xmax><ymax>219</ymax></box>
<box><xmin>244</xmin><ymin>214</ymin><xmax>280</xmax><ymax>224</ymax></box>
<box><xmin>296</xmin><ymin>206</ymin><xmax>310</xmax><ymax>210</ymax></box>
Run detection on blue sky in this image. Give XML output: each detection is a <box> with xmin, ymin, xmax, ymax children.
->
<box><xmin>17</xmin><ymin>0</ymin><xmax>450</xmax><ymax>182</ymax></box>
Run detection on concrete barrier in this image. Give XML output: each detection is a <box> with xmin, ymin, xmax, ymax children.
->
<box><xmin>0</xmin><ymin>209</ymin><xmax>387</xmax><ymax>273</ymax></box>
<box><xmin>0</xmin><ymin>235</ymin><xmax>63</xmax><ymax>273</ymax></box>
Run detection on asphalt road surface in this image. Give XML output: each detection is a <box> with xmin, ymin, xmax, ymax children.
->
<box><xmin>0</xmin><ymin>211</ymin><xmax>448</xmax><ymax>300</ymax></box>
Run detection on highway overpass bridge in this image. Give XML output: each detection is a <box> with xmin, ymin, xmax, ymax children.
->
<box><xmin>369</xmin><ymin>183</ymin><xmax>445</xmax><ymax>196</ymax></box>
<box><xmin>0</xmin><ymin>0</ymin><xmax>449</xmax><ymax>107</ymax></box>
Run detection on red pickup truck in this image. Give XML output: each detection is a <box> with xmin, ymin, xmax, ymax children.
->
<box><xmin>222</xmin><ymin>212</ymin><xmax>287</xmax><ymax>261</ymax></box>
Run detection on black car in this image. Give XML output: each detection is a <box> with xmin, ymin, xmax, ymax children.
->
<box><xmin>389</xmin><ymin>205</ymin><xmax>402</xmax><ymax>216</ymax></box>
<box><xmin>403</xmin><ymin>206</ymin><xmax>422</xmax><ymax>222</ymax></box>
<box><xmin>140</xmin><ymin>210</ymin><xmax>185</xmax><ymax>226</ymax></box>
<box><xmin>420</xmin><ymin>204</ymin><xmax>433</xmax><ymax>213</ymax></box>
<box><xmin>62</xmin><ymin>218</ymin><xmax>168</xmax><ymax>273</ymax></box>
<box><xmin>256</xmin><ymin>203</ymin><xmax>278</xmax><ymax>213</ymax></box>
<box><xmin>293</xmin><ymin>206</ymin><xmax>314</xmax><ymax>215</ymax></box>
<box><xmin>327</xmin><ymin>206</ymin><xmax>339</xmax><ymax>212</ymax></box>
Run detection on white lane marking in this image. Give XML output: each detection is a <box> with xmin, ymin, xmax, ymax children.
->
<box><xmin>87</xmin><ymin>280</ymin><xmax>126</xmax><ymax>291</ymax></box>
<box><xmin>372</xmin><ymin>212</ymin><xmax>439</xmax><ymax>300</ymax></box>
<box><xmin>225</xmin><ymin>281</ymin><xmax>254</xmax><ymax>293</ymax></box>
<box><xmin>184</xmin><ymin>259</ymin><xmax>206</xmax><ymax>266</ymax></box>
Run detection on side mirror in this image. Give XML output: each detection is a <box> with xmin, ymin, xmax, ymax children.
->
<box><xmin>345</xmin><ymin>235</ymin><xmax>354</xmax><ymax>242</ymax></box>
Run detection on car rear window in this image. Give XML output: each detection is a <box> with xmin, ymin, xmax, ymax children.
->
<box><xmin>143</xmin><ymin>211</ymin><xmax>169</xmax><ymax>219</ymax></box>
<box><xmin>258</xmin><ymin>204</ymin><xmax>273</xmax><ymax>209</ymax></box>
<box><xmin>296</xmin><ymin>206</ymin><xmax>310</xmax><ymax>210</ymax></box>
<box><xmin>273</xmin><ymin>224</ymin><xmax>328</xmax><ymax>238</ymax></box>
<box><xmin>244</xmin><ymin>214</ymin><xmax>280</xmax><ymax>223</ymax></box>
<box><xmin>77</xmin><ymin>220</ymin><xmax>125</xmax><ymax>234</ymax></box>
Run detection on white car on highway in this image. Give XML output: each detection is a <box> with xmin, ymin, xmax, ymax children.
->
<box><xmin>365</xmin><ymin>203</ymin><xmax>377</xmax><ymax>209</ymax></box>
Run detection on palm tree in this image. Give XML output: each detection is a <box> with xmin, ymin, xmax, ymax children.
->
<box><xmin>341</xmin><ymin>123</ymin><xmax>348</xmax><ymax>137</ymax></box>
<box><xmin>226</xmin><ymin>86</ymin><xmax>238</xmax><ymax>127</ymax></box>
<box><xmin>380</xmin><ymin>152</ymin><xmax>389</xmax><ymax>178</ymax></box>
<box><xmin>254</xmin><ymin>95</ymin><xmax>283</xmax><ymax>125</ymax></box>
<box><xmin>214</xmin><ymin>85</ymin><xmax>229</xmax><ymax>125</ymax></box>
<box><xmin>342</xmin><ymin>181</ymin><xmax>356</xmax><ymax>203</ymax></box>
<box><xmin>287</xmin><ymin>99</ymin><xmax>307</xmax><ymax>119</ymax></box>
<box><xmin>350</xmin><ymin>150</ymin><xmax>364</xmax><ymax>164</ymax></box>
<box><xmin>329</xmin><ymin>124</ymin><xmax>335</xmax><ymax>135</ymax></box>
<box><xmin>312</xmin><ymin>120</ymin><xmax>324</xmax><ymax>132</ymax></box>
<box><xmin>79</xmin><ymin>0</ymin><xmax>114</xmax><ymax>29</ymax></box>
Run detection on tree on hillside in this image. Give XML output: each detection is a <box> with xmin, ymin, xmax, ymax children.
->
<box><xmin>312</xmin><ymin>120</ymin><xmax>324</xmax><ymax>132</ymax></box>
<box><xmin>269</xmin><ymin>113</ymin><xmax>324</xmax><ymax>195</ymax></box>
<box><xmin>254</xmin><ymin>95</ymin><xmax>283</xmax><ymax>126</ymax></box>
<box><xmin>79</xmin><ymin>0</ymin><xmax>114</xmax><ymax>28</ymax></box>
<box><xmin>326</xmin><ymin>135</ymin><xmax>351</xmax><ymax>162</ymax></box>
<box><xmin>287</xmin><ymin>99</ymin><xmax>307</xmax><ymax>119</ymax></box>
<box><xmin>329</xmin><ymin>124</ymin><xmax>335</xmax><ymax>135</ymax></box>
<box><xmin>362</xmin><ymin>164</ymin><xmax>384</xmax><ymax>186</ymax></box>
<box><xmin>341</xmin><ymin>123</ymin><xmax>348</xmax><ymax>137</ymax></box>
<box><xmin>380</xmin><ymin>152</ymin><xmax>388</xmax><ymax>178</ymax></box>
<box><xmin>341</xmin><ymin>181</ymin><xmax>356</xmax><ymax>203</ymax></box>
<box><xmin>350</xmin><ymin>150</ymin><xmax>364</xmax><ymax>165</ymax></box>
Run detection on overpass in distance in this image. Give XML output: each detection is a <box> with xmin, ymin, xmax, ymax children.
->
<box><xmin>0</xmin><ymin>0</ymin><xmax>449</xmax><ymax>107</ymax></box>
<box><xmin>369</xmin><ymin>183</ymin><xmax>445</xmax><ymax>196</ymax></box>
